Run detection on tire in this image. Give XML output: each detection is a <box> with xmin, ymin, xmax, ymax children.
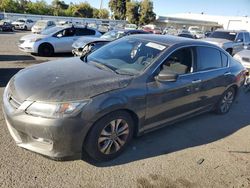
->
<box><xmin>24</xmin><ymin>26</ymin><xmax>27</xmax><ymax>30</ymax></box>
<box><xmin>84</xmin><ymin>111</ymin><xmax>134</xmax><ymax>161</ymax></box>
<box><xmin>215</xmin><ymin>87</ymin><xmax>236</xmax><ymax>114</ymax></box>
<box><xmin>226</xmin><ymin>48</ymin><xmax>232</xmax><ymax>56</ymax></box>
<box><xmin>38</xmin><ymin>43</ymin><xmax>54</xmax><ymax>57</ymax></box>
<box><xmin>0</xmin><ymin>27</ymin><xmax>2</xmax><ymax>32</ymax></box>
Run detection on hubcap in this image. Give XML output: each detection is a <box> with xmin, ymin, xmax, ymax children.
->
<box><xmin>98</xmin><ymin>119</ymin><xmax>129</xmax><ymax>155</ymax></box>
<box><xmin>220</xmin><ymin>91</ymin><xmax>234</xmax><ymax>113</ymax></box>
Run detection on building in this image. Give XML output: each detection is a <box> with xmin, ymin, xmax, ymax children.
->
<box><xmin>156</xmin><ymin>13</ymin><xmax>250</xmax><ymax>31</ymax></box>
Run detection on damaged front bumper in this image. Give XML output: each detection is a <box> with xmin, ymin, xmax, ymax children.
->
<box><xmin>2</xmin><ymin>91</ymin><xmax>89</xmax><ymax>159</ymax></box>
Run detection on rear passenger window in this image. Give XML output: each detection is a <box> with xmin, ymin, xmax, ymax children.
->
<box><xmin>244</xmin><ymin>32</ymin><xmax>250</xmax><ymax>43</ymax></box>
<box><xmin>196</xmin><ymin>47</ymin><xmax>222</xmax><ymax>71</ymax></box>
<box><xmin>75</xmin><ymin>28</ymin><xmax>95</xmax><ymax>36</ymax></box>
<box><xmin>221</xmin><ymin>52</ymin><xmax>228</xmax><ymax>67</ymax></box>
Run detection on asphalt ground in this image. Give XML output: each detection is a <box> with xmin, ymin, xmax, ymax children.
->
<box><xmin>0</xmin><ymin>31</ymin><xmax>250</xmax><ymax>188</ymax></box>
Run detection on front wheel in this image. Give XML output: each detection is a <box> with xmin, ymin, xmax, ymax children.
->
<box><xmin>84</xmin><ymin>111</ymin><xmax>134</xmax><ymax>161</ymax></box>
<box><xmin>38</xmin><ymin>43</ymin><xmax>54</xmax><ymax>57</ymax></box>
<box><xmin>215</xmin><ymin>87</ymin><xmax>236</xmax><ymax>114</ymax></box>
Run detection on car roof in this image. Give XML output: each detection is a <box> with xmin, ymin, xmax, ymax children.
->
<box><xmin>128</xmin><ymin>34</ymin><xmax>214</xmax><ymax>47</ymax></box>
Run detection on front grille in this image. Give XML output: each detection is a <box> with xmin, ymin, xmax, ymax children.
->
<box><xmin>242</xmin><ymin>57</ymin><xmax>250</xmax><ymax>63</ymax></box>
<box><xmin>7</xmin><ymin>92</ymin><xmax>21</xmax><ymax>109</ymax></box>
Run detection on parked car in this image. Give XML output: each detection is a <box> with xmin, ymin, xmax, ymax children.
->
<box><xmin>124</xmin><ymin>24</ymin><xmax>137</xmax><ymax>30</ymax></box>
<box><xmin>234</xmin><ymin>49</ymin><xmax>250</xmax><ymax>72</ymax></box>
<box><xmin>188</xmin><ymin>26</ymin><xmax>205</xmax><ymax>39</ymax></box>
<box><xmin>201</xmin><ymin>30</ymin><xmax>250</xmax><ymax>55</ymax></box>
<box><xmin>101</xmin><ymin>29</ymin><xmax>149</xmax><ymax>40</ymax></box>
<box><xmin>143</xmin><ymin>26</ymin><xmax>162</xmax><ymax>34</ymax></box>
<box><xmin>18</xmin><ymin>25</ymin><xmax>102</xmax><ymax>56</ymax></box>
<box><xmin>3</xmin><ymin>35</ymin><xmax>246</xmax><ymax>161</ymax></box>
<box><xmin>0</xmin><ymin>20</ymin><xmax>14</xmax><ymax>32</ymax></box>
<box><xmin>12</xmin><ymin>18</ymin><xmax>34</xmax><ymax>30</ymax></box>
<box><xmin>72</xmin><ymin>37</ymin><xmax>110</xmax><ymax>56</ymax></box>
<box><xmin>31</xmin><ymin>20</ymin><xmax>56</xmax><ymax>34</ymax></box>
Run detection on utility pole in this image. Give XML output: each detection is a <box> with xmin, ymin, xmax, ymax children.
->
<box><xmin>100</xmin><ymin>0</ymin><xmax>103</xmax><ymax>10</ymax></box>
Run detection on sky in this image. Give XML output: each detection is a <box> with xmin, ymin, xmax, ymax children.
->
<box><xmin>45</xmin><ymin>0</ymin><xmax>250</xmax><ymax>17</ymax></box>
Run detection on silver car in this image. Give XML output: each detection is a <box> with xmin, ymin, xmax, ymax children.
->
<box><xmin>31</xmin><ymin>20</ymin><xmax>56</xmax><ymax>34</ymax></box>
<box><xmin>234</xmin><ymin>49</ymin><xmax>250</xmax><ymax>71</ymax></box>
<box><xmin>18</xmin><ymin>26</ymin><xmax>102</xmax><ymax>56</ymax></box>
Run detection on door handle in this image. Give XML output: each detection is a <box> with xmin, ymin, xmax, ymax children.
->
<box><xmin>192</xmin><ymin>79</ymin><xmax>202</xmax><ymax>84</ymax></box>
<box><xmin>224</xmin><ymin>72</ymin><xmax>231</xmax><ymax>76</ymax></box>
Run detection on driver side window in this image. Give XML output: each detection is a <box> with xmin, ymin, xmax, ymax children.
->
<box><xmin>161</xmin><ymin>47</ymin><xmax>194</xmax><ymax>75</ymax></box>
<box><xmin>57</xmin><ymin>28</ymin><xmax>76</xmax><ymax>37</ymax></box>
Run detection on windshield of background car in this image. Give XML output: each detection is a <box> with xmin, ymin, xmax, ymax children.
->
<box><xmin>86</xmin><ymin>38</ymin><xmax>167</xmax><ymax>75</ymax></box>
<box><xmin>17</xmin><ymin>19</ymin><xmax>25</xmax><ymax>22</ymax></box>
<box><xmin>209</xmin><ymin>31</ymin><xmax>237</xmax><ymax>41</ymax></box>
<box><xmin>101</xmin><ymin>30</ymin><xmax>126</xmax><ymax>40</ymax></box>
<box><xmin>41</xmin><ymin>26</ymin><xmax>62</xmax><ymax>35</ymax></box>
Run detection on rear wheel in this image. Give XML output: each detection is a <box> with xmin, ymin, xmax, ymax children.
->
<box><xmin>84</xmin><ymin>111</ymin><xmax>134</xmax><ymax>161</ymax></box>
<box><xmin>38</xmin><ymin>43</ymin><xmax>54</xmax><ymax>57</ymax></box>
<box><xmin>215</xmin><ymin>87</ymin><xmax>236</xmax><ymax>114</ymax></box>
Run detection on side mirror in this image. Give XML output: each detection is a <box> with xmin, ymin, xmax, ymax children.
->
<box><xmin>155</xmin><ymin>69</ymin><xmax>178</xmax><ymax>82</ymax></box>
<box><xmin>236</xmin><ymin>38</ymin><xmax>243</xmax><ymax>43</ymax></box>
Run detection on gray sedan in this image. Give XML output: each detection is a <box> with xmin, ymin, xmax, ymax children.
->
<box><xmin>3</xmin><ymin>35</ymin><xmax>246</xmax><ymax>161</ymax></box>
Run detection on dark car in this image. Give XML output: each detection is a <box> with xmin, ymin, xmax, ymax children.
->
<box><xmin>2</xmin><ymin>35</ymin><xmax>246</xmax><ymax>161</ymax></box>
<box><xmin>0</xmin><ymin>20</ymin><xmax>14</xmax><ymax>32</ymax></box>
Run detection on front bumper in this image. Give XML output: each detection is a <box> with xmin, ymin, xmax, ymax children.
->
<box><xmin>14</xmin><ymin>25</ymin><xmax>26</xmax><ymax>30</ymax></box>
<box><xmin>2</xmin><ymin>88</ymin><xmax>89</xmax><ymax>159</ymax></box>
<box><xmin>18</xmin><ymin>41</ymin><xmax>37</xmax><ymax>53</ymax></box>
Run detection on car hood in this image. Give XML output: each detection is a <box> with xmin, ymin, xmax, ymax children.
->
<box><xmin>12</xmin><ymin>21</ymin><xmax>25</xmax><ymax>25</ymax></box>
<box><xmin>72</xmin><ymin>37</ymin><xmax>110</xmax><ymax>48</ymax></box>
<box><xmin>20</xmin><ymin>34</ymin><xmax>47</xmax><ymax>41</ymax></box>
<box><xmin>201</xmin><ymin>38</ymin><xmax>231</xmax><ymax>45</ymax></box>
<box><xmin>8</xmin><ymin>57</ymin><xmax>132</xmax><ymax>102</ymax></box>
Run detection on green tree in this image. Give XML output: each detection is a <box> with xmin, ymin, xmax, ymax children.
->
<box><xmin>126</xmin><ymin>1</ymin><xmax>140</xmax><ymax>25</ymax></box>
<box><xmin>0</xmin><ymin>0</ymin><xmax>19</xmax><ymax>13</ymax></box>
<box><xmin>109</xmin><ymin>0</ymin><xmax>129</xmax><ymax>20</ymax></box>
<box><xmin>139</xmin><ymin>0</ymin><xmax>155</xmax><ymax>25</ymax></box>
<box><xmin>72</xmin><ymin>2</ymin><xmax>93</xmax><ymax>18</ymax></box>
<box><xmin>52</xmin><ymin>0</ymin><xmax>68</xmax><ymax>16</ymax></box>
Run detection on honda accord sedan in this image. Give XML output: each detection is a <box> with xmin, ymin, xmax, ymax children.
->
<box><xmin>3</xmin><ymin>35</ymin><xmax>246</xmax><ymax>161</ymax></box>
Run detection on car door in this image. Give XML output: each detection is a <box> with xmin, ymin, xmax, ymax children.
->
<box><xmin>233</xmin><ymin>32</ymin><xmax>244</xmax><ymax>54</ymax></box>
<box><xmin>53</xmin><ymin>27</ymin><xmax>77</xmax><ymax>52</ymax></box>
<box><xmin>243</xmin><ymin>32</ymin><xmax>250</xmax><ymax>49</ymax></box>
<box><xmin>144</xmin><ymin>47</ymin><xmax>204</xmax><ymax>130</ymax></box>
<box><xmin>194</xmin><ymin>46</ymin><xmax>232</xmax><ymax>108</ymax></box>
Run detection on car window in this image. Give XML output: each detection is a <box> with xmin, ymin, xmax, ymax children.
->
<box><xmin>162</xmin><ymin>47</ymin><xmax>194</xmax><ymax>74</ymax></box>
<box><xmin>236</xmin><ymin>33</ymin><xmax>244</xmax><ymax>42</ymax></box>
<box><xmin>196</xmin><ymin>47</ymin><xmax>222</xmax><ymax>71</ymax></box>
<box><xmin>221</xmin><ymin>52</ymin><xmax>228</xmax><ymax>67</ymax></box>
<box><xmin>75</xmin><ymin>28</ymin><xmax>95</xmax><ymax>36</ymax></box>
<box><xmin>244</xmin><ymin>32</ymin><xmax>250</xmax><ymax>43</ymax></box>
<box><xmin>57</xmin><ymin>28</ymin><xmax>76</xmax><ymax>37</ymax></box>
<box><xmin>209</xmin><ymin>31</ymin><xmax>237</xmax><ymax>41</ymax></box>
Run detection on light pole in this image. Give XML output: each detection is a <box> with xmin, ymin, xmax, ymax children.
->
<box><xmin>100</xmin><ymin>0</ymin><xmax>103</xmax><ymax>10</ymax></box>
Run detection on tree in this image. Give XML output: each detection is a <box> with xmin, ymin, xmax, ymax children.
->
<box><xmin>126</xmin><ymin>1</ymin><xmax>140</xmax><ymax>25</ymax></box>
<box><xmin>52</xmin><ymin>0</ymin><xmax>68</xmax><ymax>16</ymax></box>
<box><xmin>139</xmin><ymin>0</ymin><xmax>155</xmax><ymax>25</ymax></box>
<box><xmin>109</xmin><ymin>0</ymin><xmax>129</xmax><ymax>20</ymax></box>
<box><xmin>98</xmin><ymin>9</ymin><xmax>109</xmax><ymax>19</ymax></box>
<box><xmin>72</xmin><ymin>2</ymin><xmax>93</xmax><ymax>18</ymax></box>
<box><xmin>0</xmin><ymin>0</ymin><xmax>20</xmax><ymax>13</ymax></box>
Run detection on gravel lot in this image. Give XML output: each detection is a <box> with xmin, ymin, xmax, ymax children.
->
<box><xmin>0</xmin><ymin>31</ymin><xmax>250</xmax><ymax>188</ymax></box>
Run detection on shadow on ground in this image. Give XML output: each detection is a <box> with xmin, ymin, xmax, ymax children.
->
<box><xmin>81</xmin><ymin>92</ymin><xmax>250</xmax><ymax>167</ymax></box>
<box><xmin>0</xmin><ymin>55</ymin><xmax>35</xmax><ymax>61</ymax></box>
<box><xmin>0</xmin><ymin>68</ymin><xmax>23</xmax><ymax>87</ymax></box>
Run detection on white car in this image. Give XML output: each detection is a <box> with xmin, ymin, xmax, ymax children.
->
<box><xmin>234</xmin><ymin>49</ymin><xmax>250</xmax><ymax>71</ymax></box>
<box><xmin>18</xmin><ymin>26</ymin><xmax>102</xmax><ymax>56</ymax></box>
<box><xmin>12</xmin><ymin>18</ymin><xmax>34</xmax><ymax>30</ymax></box>
<box><xmin>31</xmin><ymin>20</ymin><xmax>56</xmax><ymax>34</ymax></box>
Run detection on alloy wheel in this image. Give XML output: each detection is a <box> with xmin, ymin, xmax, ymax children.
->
<box><xmin>98</xmin><ymin>119</ymin><xmax>129</xmax><ymax>155</ymax></box>
<box><xmin>220</xmin><ymin>90</ymin><xmax>234</xmax><ymax>113</ymax></box>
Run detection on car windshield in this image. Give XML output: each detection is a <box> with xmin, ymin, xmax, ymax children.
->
<box><xmin>84</xmin><ymin>37</ymin><xmax>167</xmax><ymax>75</ymax></box>
<box><xmin>101</xmin><ymin>30</ymin><xmax>126</xmax><ymax>40</ymax></box>
<box><xmin>41</xmin><ymin>26</ymin><xmax>62</xmax><ymax>35</ymax></box>
<box><xmin>209</xmin><ymin>31</ymin><xmax>237</xmax><ymax>41</ymax></box>
<box><xmin>17</xmin><ymin>19</ymin><xmax>25</xmax><ymax>22</ymax></box>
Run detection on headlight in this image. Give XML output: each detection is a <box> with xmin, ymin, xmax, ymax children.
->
<box><xmin>25</xmin><ymin>101</ymin><xmax>90</xmax><ymax>118</ymax></box>
<box><xmin>30</xmin><ymin>38</ymin><xmax>42</xmax><ymax>42</ymax></box>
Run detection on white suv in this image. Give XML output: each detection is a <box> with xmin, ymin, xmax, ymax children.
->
<box><xmin>12</xmin><ymin>18</ymin><xmax>34</xmax><ymax>30</ymax></box>
<box><xmin>32</xmin><ymin>20</ymin><xmax>56</xmax><ymax>34</ymax></box>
